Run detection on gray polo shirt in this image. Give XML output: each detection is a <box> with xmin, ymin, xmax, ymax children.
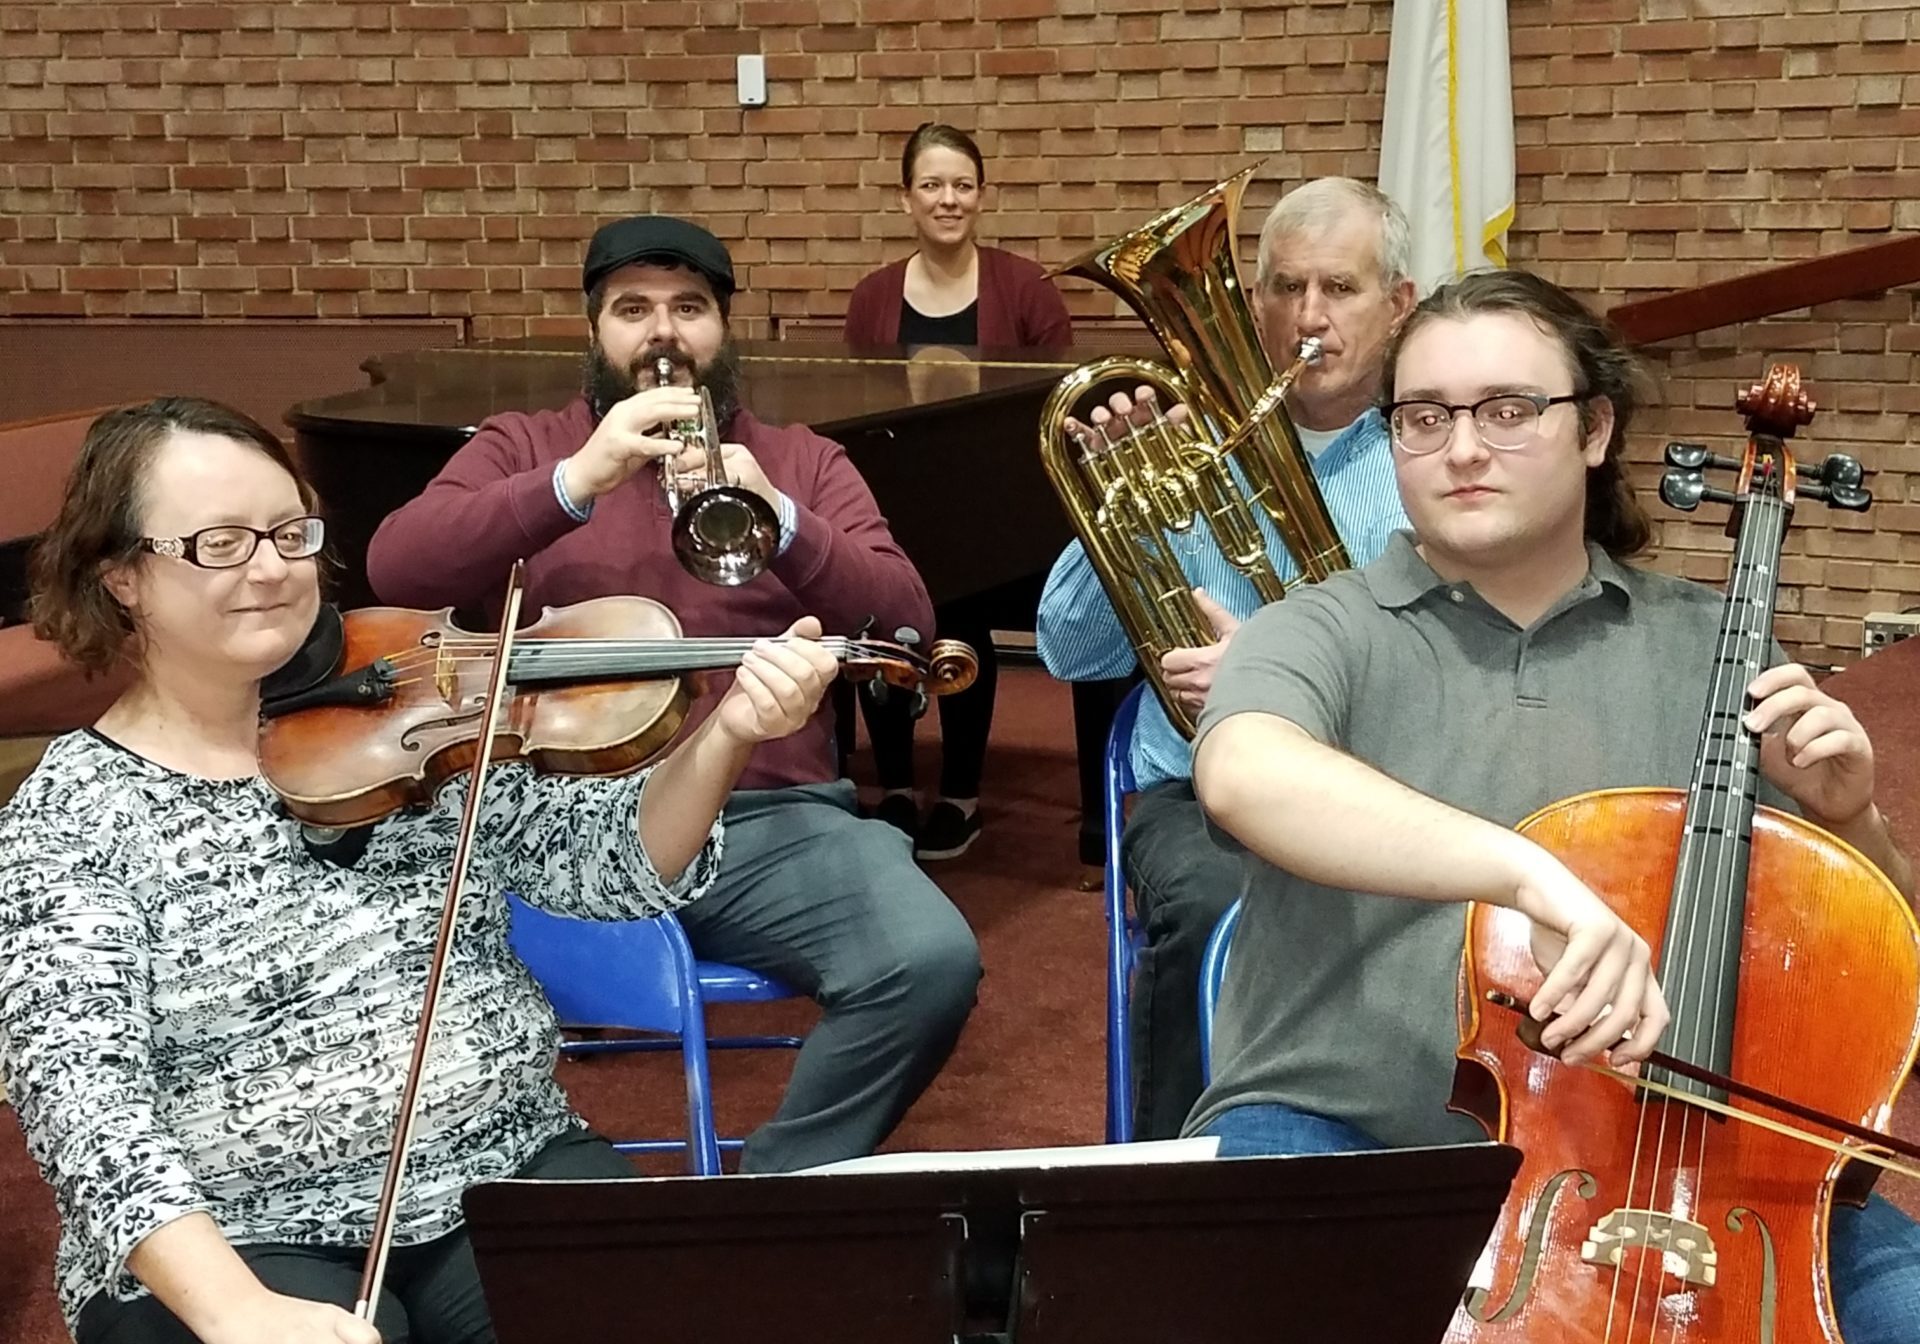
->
<box><xmin>1186</xmin><ymin>530</ymin><xmax>1791</xmax><ymax>1147</ymax></box>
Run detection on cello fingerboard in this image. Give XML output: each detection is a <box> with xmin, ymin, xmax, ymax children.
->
<box><xmin>1655</xmin><ymin>451</ymin><xmax>1792</xmax><ymax>1101</ymax></box>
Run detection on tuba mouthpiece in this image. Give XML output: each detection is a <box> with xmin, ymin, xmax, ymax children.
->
<box><xmin>1297</xmin><ymin>336</ymin><xmax>1324</xmax><ymax>365</ymax></box>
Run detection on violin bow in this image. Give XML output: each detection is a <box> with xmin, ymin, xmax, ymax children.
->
<box><xmin>1484</xmin><ymin>990</ymin><xmax>1920</xmax><ymax>1182</ymax></box>
<box><xmin>355</xmin><ymin>562</ymin><xmax>530</xmax><ymax>1321</ymax></box>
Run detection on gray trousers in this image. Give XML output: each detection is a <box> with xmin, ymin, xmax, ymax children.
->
<box><xmin>675</xmin><ymin>779</ymin><xmax>982</xmax><ymax>1172</ymax></box>
<box><xmin>1122</xmin><ymin>781</ymin><xmax>1247</xmax><ymax>1141</ymax></box>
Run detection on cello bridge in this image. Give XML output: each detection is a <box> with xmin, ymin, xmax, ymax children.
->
<box><xmin>1582</xmin><ymin>1209</ymin><xmax>1718</xmax><ymax>1287</ymax></box>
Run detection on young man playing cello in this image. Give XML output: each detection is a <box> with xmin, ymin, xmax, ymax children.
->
<box><xmin>1187</xmin><ymin>270</ymin><xmax>1919</xmax><ymax>1339</ymax></box>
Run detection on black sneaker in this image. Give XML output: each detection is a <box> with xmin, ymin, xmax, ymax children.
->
<box><xmin>915</xmin><ymin>801</ymin><xmax>982</xmax><ymax>861</ymax></box>
<box><xmin>873</xmin><ymin>793</ymin><xmax>919</xmax><ymax>841</ymax></box>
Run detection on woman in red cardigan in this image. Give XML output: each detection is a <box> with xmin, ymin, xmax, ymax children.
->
<box><xmin>843</xmin><ymin>123</ymin><xmax>1073</xmax><ymax>859</ymax></box>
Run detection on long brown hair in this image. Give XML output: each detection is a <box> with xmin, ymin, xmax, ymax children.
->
<box><xmin>31</xmin><ymin>397</ymin><xmax>318</xmax><ymax>673</ymax></box>
<box><xmin>1382</xmin><ymin>269</ymin><xmax>1654</xmax><ymax>559</ymax></box>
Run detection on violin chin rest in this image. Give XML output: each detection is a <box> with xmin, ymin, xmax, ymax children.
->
<box><xmin>260</xmin><ymin>602</ymin><xmax>347</xmax><ymax>705</ymax></box>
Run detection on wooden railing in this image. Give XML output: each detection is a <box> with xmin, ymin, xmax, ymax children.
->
<box><xmin>1607</xmin><ymin>235</ymin><xmax>1920</xmax><ymax>345</ymax></box>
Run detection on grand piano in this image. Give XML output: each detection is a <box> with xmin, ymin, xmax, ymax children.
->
<box><xmin>287</xmin><ymin>335</ymin><xmax>1154</xmax><ymax>862</ymax></box>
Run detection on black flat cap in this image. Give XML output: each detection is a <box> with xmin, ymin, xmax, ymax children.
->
<box><xmin>582</xmin><ymin>216</ymin><xmax>736</xmax><ymax>300</ymax></box>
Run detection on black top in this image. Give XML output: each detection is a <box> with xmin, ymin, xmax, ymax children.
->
<box><xmin>898</xmin><ymin>298</ymin><xmax>979</xmax><ymax>346</ymax></box>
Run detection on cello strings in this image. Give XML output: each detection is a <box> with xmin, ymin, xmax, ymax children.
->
<box><xmin>1677</xmin><ymin>477</ymin><xmax>1783</xmax><ymax>1343</ymax></box>
<box><xmin>1640</xmin><ymin>484</ymin><xmax>1748</xmax><ymax>1344</ymax></box>
<box><xmin>1623</xmin><ymin>471</ymin><xmax>1777</xmax><ymax>1341</ymax></box>
<box><xmin>1654</xmin><ymin>467</ymin><xmax>1784</xmax><ymax>1344</ymax></box>
<box><xmin>1584</xmin><ymin>1058</ymin><xmax>1920</xmax><ymax>1184</ymax></box>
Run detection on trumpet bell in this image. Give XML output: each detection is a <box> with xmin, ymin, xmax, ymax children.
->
<box><xmin>671</xmin><ymin>485</ymin><xmax>781</xmax><ymax>587</ymax></box>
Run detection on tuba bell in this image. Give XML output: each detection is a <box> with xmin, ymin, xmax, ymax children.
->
<box><xmin>656</xmin><ymin>355</ymin><xmax>782</xmax><ymax>587</ymax></box>
<box><xmin>1038</xmin><ymin>163</ymin><xmax>1352</xmax><ymax>738</ymax></box>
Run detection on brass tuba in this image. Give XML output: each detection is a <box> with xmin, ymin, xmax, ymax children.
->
<box><xmin>1039</xmin><ymin>163</ymin><xmax>1352</xmax><ymax>738</ymax></box>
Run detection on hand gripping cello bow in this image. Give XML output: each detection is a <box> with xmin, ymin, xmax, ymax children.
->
<box><xmin>1447</xmin><ymin>365</ymin><xmax>1920</xmax><ymax>1344</ymax></box>
<box><xmin>252</xmin><ymin>566</ymin><xmax>976</xmax><ymax>1320</ymax></box>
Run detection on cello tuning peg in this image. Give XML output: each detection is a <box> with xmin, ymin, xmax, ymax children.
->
<box><xmin>1667</xmin><ymin>442</ymin><xmax>1742</xmax><ymax>474</ymax></box>
<box><xmin>1799</xmin><ymin>455</ymin><xmax>1873</xmax><ymax>511</ymax></box>
<box><xmin>1816</xmin><ymin>453</ymin><xmax>1866</xmax><ymax>488</ymax></box>
<box><xmin>892</xmin><ymin>626</ymin><xmax>923</xmax><ymax>649</ymax></box>
<box><xmin>1808</xmin><ymin>480</ymin><xmax>1874</xmax><ymax>513</ymax></box>
<box><xmin>1659</xmin><ymin>469</ymin><xmax>1707</xmax><ymax>512</ymax></box>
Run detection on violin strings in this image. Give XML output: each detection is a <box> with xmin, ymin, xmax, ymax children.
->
<box><xmin>368</xmin><ymin>636</ymin><xmax>867</xmax><ymax>676</ymax></box>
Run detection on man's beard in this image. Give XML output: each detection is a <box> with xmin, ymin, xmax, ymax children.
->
<box><xmin>584</xmin><ymin>337</ymin><xmax>744</xmax><ymax>428</ymax></box>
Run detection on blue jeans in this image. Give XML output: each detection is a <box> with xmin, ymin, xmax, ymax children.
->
<box><xmin>1200</xmin><ymin>1103</ymin><xmax>1920</xmax><ymax>1344</ymax></box>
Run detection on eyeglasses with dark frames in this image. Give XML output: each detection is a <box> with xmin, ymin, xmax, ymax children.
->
<box><xmin>1386</xmin><ymin>393</ymin><xmax>1586</xmax><ymax>455</ymax></box>
<box><xmin>140</xmin><ymin>515</ymin><xmax>326</xmax><ymax>570</ymax></box>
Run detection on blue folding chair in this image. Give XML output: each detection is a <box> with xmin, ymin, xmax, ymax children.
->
<box><xmin>505</xmin><ymin>894</ymin><xmax>804</xmax><ymax>1175</ymax></box>
<box><xmin>1197</xmin><ymin>896</ymin><xmax>1243</xmax><ymax>1085</ymax></box>
<box><xmin>1103</xmin><ymin>682</ymin><xmax>1148</xmax><ymax>1142</ymax></box>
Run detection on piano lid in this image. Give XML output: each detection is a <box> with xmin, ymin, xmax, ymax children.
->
<box><xmin>284</xmin><ymin>333</ymin><xmax>1158</xmax><ymax>611</ymax></box>
<box><xmin>283</xmin><ymin>337</ymin><xmax>1153</xmax><ymax>445</ymax></box>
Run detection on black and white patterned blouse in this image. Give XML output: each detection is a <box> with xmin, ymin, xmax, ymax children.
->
<box><xmin>0</xmin><ymin>729</ymin><xmax>720</xmax><ymax>1331</ymax></box>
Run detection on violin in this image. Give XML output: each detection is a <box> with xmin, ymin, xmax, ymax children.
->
<box><xmin>1446</xmin><ymin>366</ymin><xmax>1920</xmax><ymax>1342</ymax></box>
<box><xmin>256</xmin><ymin>594</ymin><xmax>977</xmax><ymax>828</ymax></box>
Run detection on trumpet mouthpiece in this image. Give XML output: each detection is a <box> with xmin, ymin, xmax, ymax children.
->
<box><xmin>1298</xmin><ymin>337</ymin><xmax>1324</xmax><ymax>365</ymax></box>
<box><xmin>655</xmin><ymin>355</ymin><xmax>675</xmax><ymax>384</ymax></box>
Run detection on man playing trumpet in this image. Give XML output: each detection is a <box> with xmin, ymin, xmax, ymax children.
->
<box><xmin>367</xmin><ymin>216</ymin><xmax>982</xmax><ymax>1174</ymax></box>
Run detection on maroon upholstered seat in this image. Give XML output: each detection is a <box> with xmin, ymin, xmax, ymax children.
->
<box><xmin>1824</xmin><ymin>636</ymin><xmax>1920</xmax><ymax>847</ymax></box>
<box><xmin>0</xmin><ymin>407</ymin><xmax>132</xmax><ymax>738</ymax></box>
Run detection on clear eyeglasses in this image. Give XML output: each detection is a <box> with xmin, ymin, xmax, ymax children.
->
<box><xmin>1386</xmin><ymin>393</ymin><xmax>1585</xmax><ymax>455</ymax></box>
<box><xmin>140</xmin><ymin>515</ymin><xmax>326</xmax><ymax>569</ymax></box>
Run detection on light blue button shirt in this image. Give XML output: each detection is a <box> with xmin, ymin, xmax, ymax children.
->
<box><xmin>1036</xmin><ymin>409</ymin><xmax>1408</xmax><ymax>790</ymax></box>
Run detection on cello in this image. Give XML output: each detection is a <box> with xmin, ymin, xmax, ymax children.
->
<box><xmin>1449</xmin><ymin>365</ymin><xmax>1920</xmax><ymax>1343</ymax></box>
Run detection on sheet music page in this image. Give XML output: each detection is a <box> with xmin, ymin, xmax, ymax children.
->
<box><xmin>799</xmin><ymin>1136</ymin><xmax>1221</xmax><ymax>1176</ymax></box>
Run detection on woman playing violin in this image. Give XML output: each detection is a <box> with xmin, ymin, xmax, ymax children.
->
<box><xmin>1188</xmin><ymin>272</ymin><xmax>1919</xmax><ymax>1339</ymax></box>
<box><xmin>0</xmin><ymin>397</ymin><xmax>840</xmax><ymax>1344</ymax></box>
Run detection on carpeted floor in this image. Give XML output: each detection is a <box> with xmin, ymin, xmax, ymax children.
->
<box><xmin>2</xmin><ymin>651</ymin><xmax>1918</xmax><ymax>1342</ymax></box>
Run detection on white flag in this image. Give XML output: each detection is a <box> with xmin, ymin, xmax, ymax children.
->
<box><xmin>1377</xmin><ymin>0</ymin><xmax>1515</xmax><ymax>295</ymax></box>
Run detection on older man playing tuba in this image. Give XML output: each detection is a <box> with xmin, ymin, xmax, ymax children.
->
<box><xmin>1037</xmin><ymin>177</ymin><xmax>1418</xmax><ymax>1140</ymax></box>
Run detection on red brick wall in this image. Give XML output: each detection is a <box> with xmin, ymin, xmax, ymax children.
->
<box><xmin>2</xmin><ymin>0</ymin><xmax>1915</xmax><ymax>660</ymax></box>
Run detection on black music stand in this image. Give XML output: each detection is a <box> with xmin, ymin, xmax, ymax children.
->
<box><xmin>463</xmin><ymin>1141</ymin><xmax>1520</xmax><ymax>1344</ymax></box>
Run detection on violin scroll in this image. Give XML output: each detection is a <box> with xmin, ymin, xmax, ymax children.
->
<box><xmin>925</xmin><ymin>638</ymin><xmax>980</xmax><ymax>694</ymax></box>
<box><xmin>841</xmin><ymin>637</ymin><xmax>979</xmax><ymax>695</ymax></box>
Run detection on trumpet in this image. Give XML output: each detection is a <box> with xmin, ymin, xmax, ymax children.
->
<box><xmin>1038</xmin><ymin>164</ymin><xmax>1351</xmax><ymax>738</ymax></box>
<box><xmin>655</xmin><ymin>355</ymin><xmax>781</xmax><ymax>587</ymax></box>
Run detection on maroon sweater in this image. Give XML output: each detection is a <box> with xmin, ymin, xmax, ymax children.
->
<box><xmin>365</xmin><ymin>397</ymin><xmax>934</xmax><ymax>792</ymax></box>
<box><xmin>842</xmin><ymin>245</ymin><xmax>1073</xmax><ymax>347</ymax></box>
